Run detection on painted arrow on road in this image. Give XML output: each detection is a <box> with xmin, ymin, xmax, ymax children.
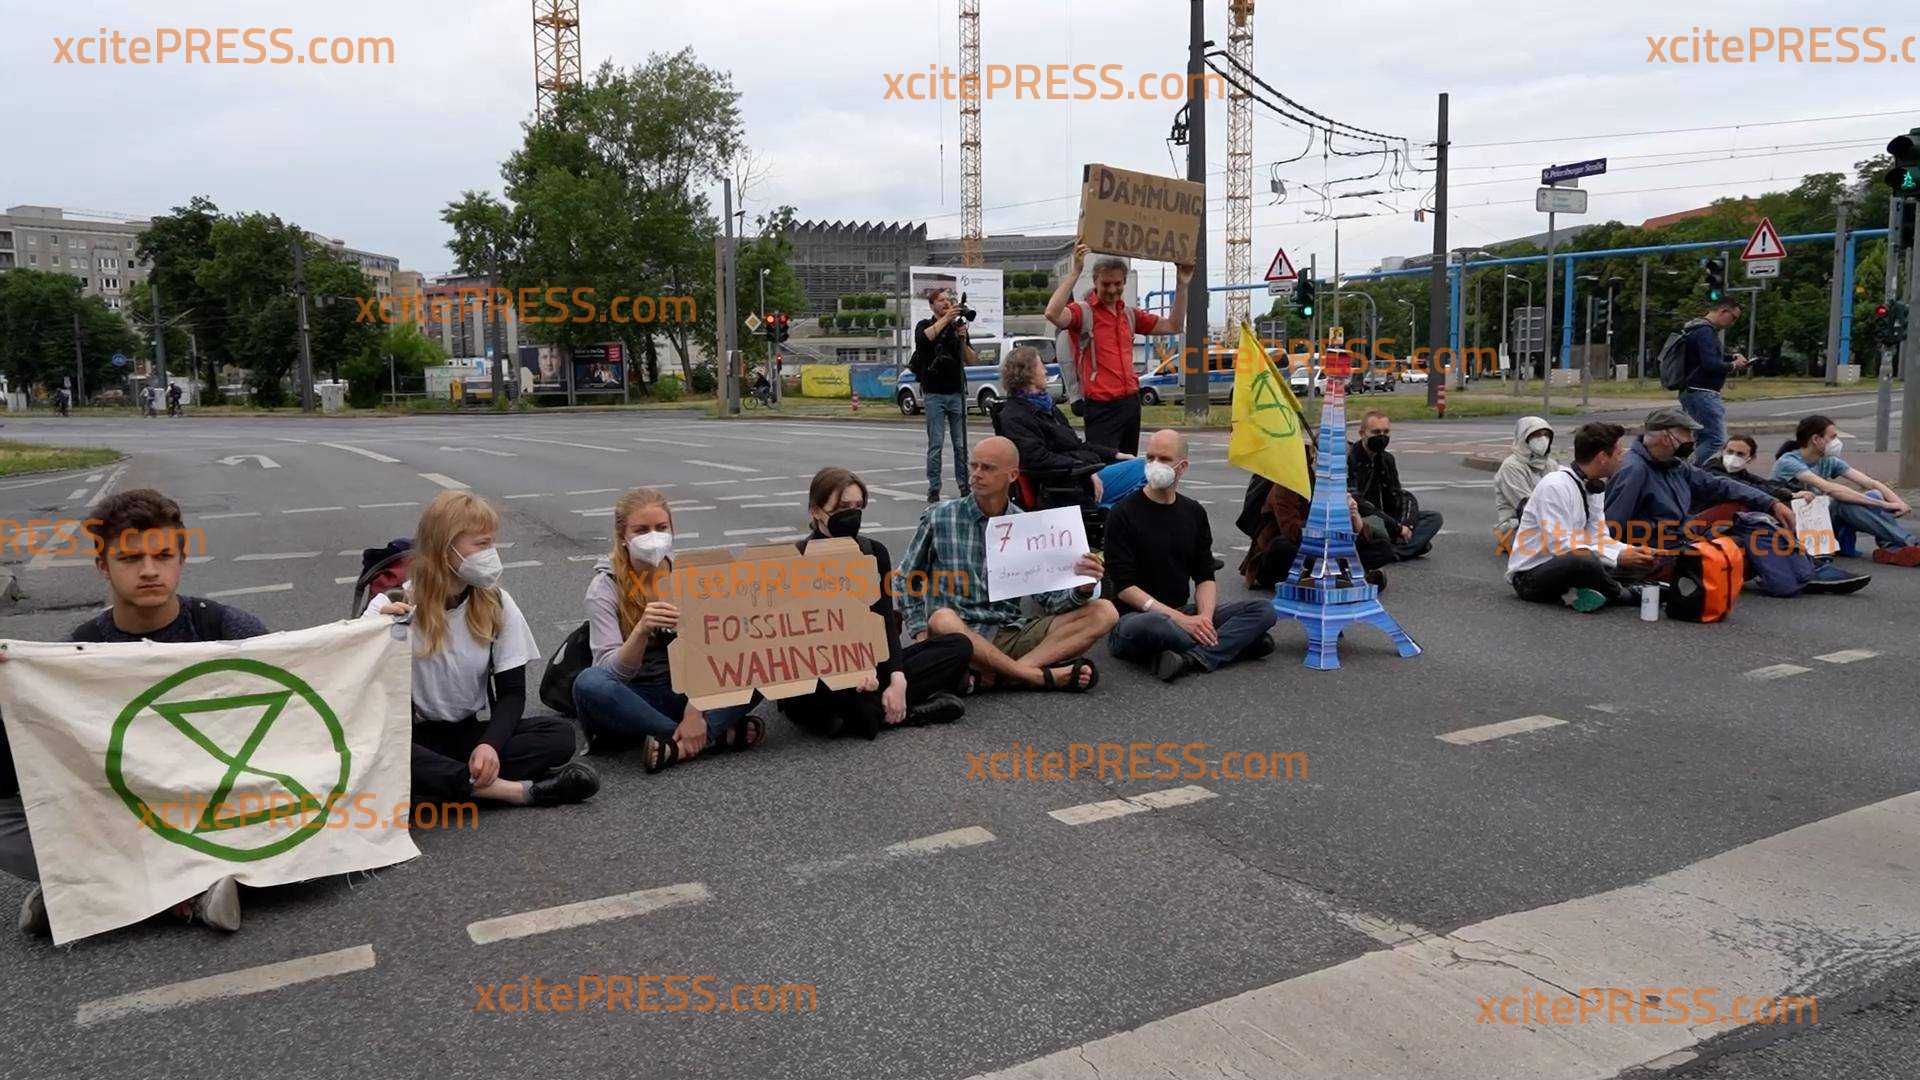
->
<box><xmin>439</xmin><ymin>446</ymin><xmax>518</xmax><ymax>457</ymax></box>
<box><xmin>216</xmin><ymin>455</ymin><xmax>281</xmax><ymax>469</ymax></box>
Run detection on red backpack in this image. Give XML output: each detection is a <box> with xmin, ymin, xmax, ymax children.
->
<box><xmin>1667</xmin><ymin>536</ymin><xmax>1745</xmax><ymax>623</ymax></box>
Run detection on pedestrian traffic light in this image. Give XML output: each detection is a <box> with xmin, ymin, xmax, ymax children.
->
<box><xmin>1874</xmin><ymin>301</ymin><xmax>1911</xmax><ymax>347</ymax></box>
<box><xmin>1293</xmin><ymin>278</ymin><xmax>1316</xmax><ymax>317</ymax></box>
<box><xmin>1704</xmin><ymin>256</ymin><xmax>1727</xmax><ymax>303</ymax></box>
<box><xmin>774</xmin><ymin>313</ymin><xmax>791</xmax><ymax>343</ymax></box>
<box><xmin>1885</xmin><ymin>129</ymin><xmax>1920</xmax><ymax>195</ymax></box>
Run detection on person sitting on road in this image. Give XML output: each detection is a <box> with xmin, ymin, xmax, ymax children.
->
<box><xmin>1706</xmin><ymin>433</ymin><xmax>1817</xmax><ymax>506</ymax></box>
<box><xmin>1603</xmin><ymin>407</ymin><xmax>1792</xmax><ymax>561</ymax></box>
<box><xmin>1106</xmin><ymin>429</ymin><xmax>1278</xmax><ymax>681</ymax></box>
<box><xmin>1771</xmin><ymin>415</ymin><xmax>1920</xmax><ymax>567</ymax></box>
<box><xmin>996</xmin><ymin>345</ymin><xmax>1145</xmax><ymax>509</ymax></box>
<box><xmin>899</xmin><ymin>436</ymin><xmax>1116</xmax><ymax>692</ymax></box>
<box><xmin>570</xmin><ymin>488</ymin><xmax>765</xmax><ymax>771</ymax></box>
<box><xmin>1348</xmin><ymin>410</ymin><xmax>1444</xmax><ymax>561</ymax></box>
<box><xmin>778</xmin><ymin>468</ymin><xmax>973</xmax><ymax>739</ymax></box>
<box><xmin>1506</xmin><ymin>422</ymin><xmax>1658</xmax><ymax>612</ymax></box>
<box><xmin>1493</xmin><ymin>416</ymin><xmax>1556</xmax><ymax>549</ymax></box>
<box><xmin>1238</xmin><ymin>437</ymin><xmax>1387</xmax><ymax>591</ymax></box>
<box><xmin>4</xmin><ymin>489</ymin><xmax>269</xmax><ymax>935</ymax></box>
<box><xmin>368</xmin><ymin>491</ymin><xmax>599</xmax><ymax>805</ymax></box>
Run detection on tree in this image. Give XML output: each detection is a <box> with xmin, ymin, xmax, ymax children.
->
<box><xmin>735</xmin><ymin>205</ymin><xmax>806</xmax><ymax>367</ymax></box>
<box><xmin>0</xmin><ymin>270</ymin><xmax>138</xmax><ymax>398</ymax></box>
<box><xmin>343</xmin><ymin>322</ymin><xmax>444</xmax><ymax>407</ymax></box>
<box><xmin>136</xmin><ymin>196</ymin><xmax>231</xmax><ymax>401</ymax></box>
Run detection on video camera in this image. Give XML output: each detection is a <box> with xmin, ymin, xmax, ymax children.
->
<box><xmin>955</xmin><ymin>292</ymin><xmax>977</xmax><ymax>323</ymax></box>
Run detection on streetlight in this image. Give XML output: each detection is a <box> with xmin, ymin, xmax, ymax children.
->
<box><xmin>1394</xmin><ymin>297</ymin><xmax>1416</xmax><ymax>381</ymax></box>
<box><xmin>1458</xmin><ymin>250</ymin><xmax>1494</xmax><ymax>388</ymax></box>
<box><xmin>1502</xmin><ymin>272</ymin><xmax>1533</xmax><ymax>393</ymax></box>
<box><xmin>1636</xmin><ymin>262</ymin><xmax>1685</xmax><ymax>382</ymax></box>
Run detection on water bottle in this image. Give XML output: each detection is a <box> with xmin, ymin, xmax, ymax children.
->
<box><xmin>1639</xmin><ymin>584</ymin><xmax>1660</xmax><ymax>622</ymax></box>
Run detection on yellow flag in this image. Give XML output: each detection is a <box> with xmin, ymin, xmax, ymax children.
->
<box><xmin>1227</xmin><ymin>322</ymin><xmax>1311</xmax><ymax>499</ymax></box>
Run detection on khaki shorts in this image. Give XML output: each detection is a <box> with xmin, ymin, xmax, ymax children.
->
<box><xmin>989</xmin><ymin>615</ymin><xmax>1057</xmax><ymax>660</ymax></box>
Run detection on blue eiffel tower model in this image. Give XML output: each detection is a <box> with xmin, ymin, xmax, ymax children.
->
<box><xmin>1272</xmin><ymin>350</ymin><xmax>1422</xmax><ymax>670</ymax></box>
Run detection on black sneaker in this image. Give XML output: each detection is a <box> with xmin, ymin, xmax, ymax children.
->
<box><xmin>1242</xmin><ymin>634</ymin><xmax>1276</xmax><ymax>661</ymax></box>
<box><xmin>529</xmin><ymin>760</ymin><xmax>601</xmax><ymax>806</ymax></box>
<box><xmin>927</xmin><ymin>489</ymin><xmax>942</xmax><ymax>503</ymax></box>
<box><xmin>1153</xmin><ymin>650</ymin><xmax>1201</xmax><ymax>683</ymax></box>
<box><xmin>905</xmin><ymin>692</ymin><xmax>966</xmax><ymax>726</ymax></box>
<box><xmin>1804</xmin><ymin>561</ymin><xmax>1872</xmax><ymax>595</ymax></box>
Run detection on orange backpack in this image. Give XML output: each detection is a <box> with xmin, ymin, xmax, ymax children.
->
<box><xmin>1667</xmin><ymin>536</ymin><xmax>1745</xmax><ymax>623</ymax></box>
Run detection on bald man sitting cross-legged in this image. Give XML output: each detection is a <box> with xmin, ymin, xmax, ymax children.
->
<box><xmin>897</xmin><ymin>436</ymin><xmax>1116</xmax><ymax>692</ymax></box>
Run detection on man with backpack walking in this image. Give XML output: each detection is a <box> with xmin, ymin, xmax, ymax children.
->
<box><xmin>1657</xmin><ymin>298</ymin><xmax>1747</xmax><ymax>466</ymax></box>
<box><xmin>1045</xmin><ymin>244</ymin><xmax>1191</xmax><ymax>456</ymax></box>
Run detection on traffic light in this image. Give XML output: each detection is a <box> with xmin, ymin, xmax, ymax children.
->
<box><xmin>1885</xmin><ymin>129</ymin><xmax>1920</xmax><ymax>195</ymax></box>
<box><xmin>1704</xmin><ymin>256</ymin><xmax>1727</xmax><ymax>303</ymax></box>
<box><xmin>1293</xmin><ymin>278</ymin><xmax>1316</xmax><ymax>318</ymax></box>
<box><xmin>774</xmin><ymin>313</ymin><xmax>791</xmax><ymax>343</ymax></box>
<box><xmin>1873</xmin><ymin>301</ymin><xmax>1910</xmax><ymax>347</ymax></box>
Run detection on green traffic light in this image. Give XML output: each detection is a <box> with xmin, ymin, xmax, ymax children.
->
<box><xmin>1904</xmin><ymin>170</ymin><xmax>1919</xmax><ymax>192</ymax></box>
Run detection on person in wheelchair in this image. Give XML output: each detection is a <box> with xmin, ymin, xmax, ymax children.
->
<box><xmin>991</xmin><ymin>345</ymin><xmax>1147</xmax><ymax>518</ymax></box>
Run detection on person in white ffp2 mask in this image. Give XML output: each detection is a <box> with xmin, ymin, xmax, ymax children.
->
<box><xmin>367</xmin><ymin>491</ymin><xmax>600</xmax><ymax>809</ymax></box>
<box><xmin>568</xmin><ymin>488</ymin><xmax>764</xmax><ymax>772</ymax></box>
<box><xmin>1493</xmin><ymin>416</ymin><xmax>1558</xmax><ymax>551</ymax></box>
<box><xmin>1102</xmin><ymin>429</ymin><xmax>1279</xmax><ymax>682</ymax></box>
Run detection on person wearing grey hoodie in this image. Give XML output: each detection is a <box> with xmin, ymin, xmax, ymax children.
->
<box><xmin>1493</xmin><ymin>415</ymin><xmax>1557</xmax><ymax>548</ymax></box>
<box><xmin>570</xmin><ymin>488</ymin><xmax>760</xmax><ymax>772</ymax></box>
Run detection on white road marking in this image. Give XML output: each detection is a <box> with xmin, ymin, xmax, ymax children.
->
<box><xmin>359</xmin><ymin>502</ymin><xmax>419</xmax><ymax>510</ymax></box>
<box><xmin>685</xmin><ymin>459</ymin><xmax>759</xmax><ymax>473</ymax></box>
<box><xmin>466</xmin><ymin>882</ymin><xmax>713</xmax><ymax>945</ymax></box>
<box><xmin>631</xmin><ymin>436</ymin><xmax>711</xmax><ymax>447</ymax></box>
<box><xmin>75</xmin><ymin>944</ymin><xmax>377</xmax><ymax>1028</ymax></box>
<box><xmin>85</xmin><ymin>473</ymin><xmax>102</xmax><ymax>482</ymax></box>
<box><xmin>1814</xmin><ymin>649</ymin><xmax>1879</xmax><ymax>664</ymax></box>
<box><xmin>334</xmin><ymin>576</ymin><xmax>358</xmax><ymax>585</ymax></box>
<box><xmin>1436</xmin><ymin>715</ymin><xmax>1566</xmax><ymax>746</ymax></box>
<box><xmin>1745</xmin><ymin>663</ymin><xmax>1811</xmax><ymax>681</ymax></box>
<box><xmin>206</xmin><ymin>583</ymin><xmax>294</xmax><ymax>598</ymax></box>
<box><xmin>500</xmin><ymin>560</ymin><xmax>542</xmax><ymax>570</ymax></box>
<box><xmin>500</xmin><ymin>434</ymin><xmax>627</xmax><ymax>453</ymax></box>
<box><xmin>724</xmin><ymin>527</ymin><xmax>801</xmax><ymax>537</ymax></box>
<box><xmin>693</xmin><ymin>480</ymin><xmax>741</xmax><ymax>487</ymax></box>
<box><xmin>737</xmin><ymin>503</ymin><xmax>793</xmax><ymax>509</ymax></box>
<box><xmin>438</xmin><ymin>445</ymin><xmax>517</xmax><ymax>457</ymax></box>
<box><xmin>216</xmin><ymin>454</ymin><xmax>281</xmax><ymax>469</ymax></box>
<box><xmin>863</xmin><ymin>525</ymin><xmax>917</xmax><ymax>533</ymax></box>
<box><xmin>234</xmin><ymin>552</ymin><xmax>321</xmax><ymax>562</ymax></box>
<box><xmin>969</xmin><ymin>792</ymin><xmax>1920</xmax><ymax>1080</ymax></box>
<box><xmin>282</xmin><ymin>506</ymin><xmax>345</xmax><ymax>515</ymax></box>
<box><xmin>200</xmin><ymin>512</ymin><xmax>260</xmax><ymax>521</ymax></box>
<box><xmin>864</xmin><ymin>484</ymin><xmax>923</xmax><ymax>501</ymax></box>
<box><xmin>418</xmin><ymin>473</ymin><xmax>469</xmax><ymax>490</ymax></box>
<box><xmin>319</xmin><ymin>442</ymin><xmax>401</xmax><ymax>463</ymax></box>
<box><xmin>566</xmin><ymin>488</ymin><xmax>621</xmax><ymax>496</ymax></box>
<box><xmin>503</xmin><ymin>493</ymin><xmax>545</xmax><ymax>499</ymax></box>
<box><xmin>1049</xmin><ymin>785</ymin><xmax>1217</xmax><ymax>826</ymax></box>
<box><xmin>717</xmin><ymin>493</ymin><xmax>775</xmax><ymax>501</ymax></box>
<box><xmin>885</xmin><ymin>826</ymin><xmax>998</xmax><ymax>858</ymax></box>
<box><xmin>65</xmin><ymin>487</ymin><xmax>89</xmax><ymax>500</ymax></box>
<box><xmin>567</xmin><ymin>555</ymin><xmax>601</xmax><ymax>562</ymax></box>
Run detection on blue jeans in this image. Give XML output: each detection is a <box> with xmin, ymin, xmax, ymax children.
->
<box><xmin>1679</xmin><ymin>389</ymin><xmax>1726</xmax><ymax>466</ymax></box>
<box><xmin>1095</xmin><ymin>457</ymin><xmax>1148</xmax><ymax>508</ymax></box>
<box><xmin>1106</xmin><ymin>600</ymin><xmax>1278</xmax><ymax>672</ymax></box>
<box><xmin>571</xmin><ymin>665</ymin><xmax>753</xmax><ymax>752</ymax></box>
<box><xmin>924</xmin><ymin>392</ymin><xmax>969</xmax><ymax>496</ymax></box>
<box><xmin>1831</xmin><ymin>491</ymin><xmax>1918</xmax><ymax>550</ymax></box>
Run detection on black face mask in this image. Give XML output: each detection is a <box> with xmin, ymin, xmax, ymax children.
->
<box><xmin>1674</xmin><ymin>441</ymin><xmax>1695</xmax><ymax>461</ymax></box>
<box><xmin>1365</xmin><ymin>434</ymin><xmax>1390</xmax><ymax>454</ymax></box>
<box><xmin>824</xmin><ymin>507</ymin><xmax>863</xmax><ymax>539</ymax></box>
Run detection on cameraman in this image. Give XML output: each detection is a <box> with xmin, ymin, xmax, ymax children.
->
<box><xmin>912</xmin><ymin>288</ymin><xmax>979</xmax><ymax>502</ymax></box>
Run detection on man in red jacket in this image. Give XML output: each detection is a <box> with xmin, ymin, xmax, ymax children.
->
<box><xmin>1045</xmin><ymin>243</ymin><xmax>1191</xmax><ymax>455</ymax></box>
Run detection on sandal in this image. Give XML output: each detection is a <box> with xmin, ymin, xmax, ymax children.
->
<box><xmin>1038</xmin><ymin>657</ymin><xmax>1098</xmax><ymax>694</ymax></box>
<box><xmin>719</xmin><ymin>715</ymin><xmax>765</xmax><ymax>752</ymax></box>
<box><xmin>642</xmin><ymin>735</ymin><xmax>681</xmax><ymax>775</ymax></box>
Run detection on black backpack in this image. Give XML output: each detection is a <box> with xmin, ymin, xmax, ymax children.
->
<box><xmin>538</xmin><ymin>622</ymin><xmax>593</xmax><ymax>717</ymax></box>
<box><xmin>1656</xmin><ymin>319</ymin><xmax>1709</xmax><ymax>391</ymax></box>
<box><xmin>69</xmin><ymin>596</ymin><xmax>226</xmax><ymax>643</ymax></box>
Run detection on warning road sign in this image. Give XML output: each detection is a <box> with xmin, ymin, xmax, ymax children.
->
<box><xmin>1264</xmin><ymin>247</ymin><xmax>1298</xmax><ymax>283</ymax></box>
<box><xmin>1741</xmin><ymin>217</ymin><xmax>1787</xmax><ymax>262</ymax></box>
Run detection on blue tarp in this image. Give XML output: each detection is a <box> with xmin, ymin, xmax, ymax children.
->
<box><xmin>850</xmin><ymin>364</ymin><xmax>899</xmax><ymax>400</ymax></box>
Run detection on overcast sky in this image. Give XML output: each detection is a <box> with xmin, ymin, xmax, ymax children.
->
<box><xmin>7</xmin><ymin>0</ymin><xmax>1915</xmax><ymax>294</ymax></box>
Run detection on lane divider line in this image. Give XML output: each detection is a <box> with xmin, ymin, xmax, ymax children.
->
<box><xmin>466</xmin><ymin>882</ymin><xmax>712</xmax><ymax>945</ymax></box>
<box><xmin>1049</xmin><ymin>785</ymin><xmax>1217</xmax><ymax>826</ymax></box>
<box><xmin>1814</xmin><ymin>649</ymin><xmax>1879</xmax><ymax>664</ymax></box>
<box><xmin>1436</xmin><ymin>715</ymin><xmax>1566</xmax><ymax>746</ymax></box>
<box><xmin>1745</xmin><ymin>663</ymin><xmax>1811</xmax><ymax>681</ymax></box>
<box><xmin>75</xmin><ymin>944</ymin><xmax>377</xmax><ymax>1028</ymax></box>
<box><xmin>320</xmin><ymin>443</ymin><xmax>402</xmax><ymax>464</ymax></box>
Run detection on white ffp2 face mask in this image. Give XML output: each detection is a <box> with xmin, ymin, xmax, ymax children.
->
<box><xmin>1723</xmin><ymin>452</ymin><xmax>1750</xmax><ymax>473</ymax></box>
<box><xmin>1144</xmin><ymin>462</ymin><xmax>1178</xmax><ymax>490</ymax></box>
<box><xmin>1825</xmin><ymin>437</ymin><xmax>1845</xmax><ymax>457</ymax></box>
<box><xmin>1528</xmin><ymin>435</ymin><xmax>1552</xmax><ymax>456</ymax></box>
<box><xmin>627</xmin><ymin>530</ymin><xmax>673</xmax><ymax>566</ymax></box>
<box><xmin>454</xmin><ymin>546</ymin><xmax>504</xmax><ymax>589</ymax></box>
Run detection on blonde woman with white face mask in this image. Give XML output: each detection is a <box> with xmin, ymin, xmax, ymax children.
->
<box><xmin>571</xmin><ymin>488</ymin><xmax>763</xmax><ymax>772</ymax></box>
<box><xmin>367</xmin><ymin>491</ymin><xmax>600</xmax><ymax>808</ymax></box>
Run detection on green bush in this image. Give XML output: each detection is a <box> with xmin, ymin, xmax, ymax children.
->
<box><xmin>817</xmin><ymin>315</ymin><xmax>833</xmax><ymax>332</ymax></box>
<box><xmin>689</xmin><ymin>364</ymin><xmax>717</xmax><ymax>394</ymax></box>
<box><xmin>654</xmin><ymin>375</ymin><xmax>685</xmax><ymax>402</ymax></box>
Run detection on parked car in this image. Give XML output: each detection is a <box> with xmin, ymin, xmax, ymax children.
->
<box><xmin>1137</xmin><ymin>367</ymin><xmax>1234</xmax><ymax>407</ymax></box>
<box><xmin>1401</xmin><ymin>368</ymin><xmax>1429</xmax><ymax>385</ymax></box>
<box><xmin>896</xmin><ymin>336</ymin><xmax>1066</xmax><ymax>415</ymax></box>
<box><xmin>1359</xmin><ymin>365</ymin><xmax>1397</xmax><ymax>393</ymax></box>
<box><xmin>1287</xmin><ymin>364</ymin><xmax>1327</xmax><ymax>397</ymax></box>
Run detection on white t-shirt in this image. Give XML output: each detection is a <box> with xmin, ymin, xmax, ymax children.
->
<box><xmin>362</xmin><ymin>583</ymin><xmax>540</xmax><ymax>722</ymax></box>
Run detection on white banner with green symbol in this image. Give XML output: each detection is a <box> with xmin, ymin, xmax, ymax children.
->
<box><xmin>0</xmin><ymin>617</ymin><xmax>417</xmax><ymax>943</ymax></box>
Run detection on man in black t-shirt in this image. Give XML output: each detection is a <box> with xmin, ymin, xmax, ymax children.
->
<box><xmin>1104</xmin><ymin>430</ymin><xmax>1279</xmax><ymax>682</ymax></box>
<box><xmin>912</xmin><ymin>288</ymin><xmax>978</xmax><ymax>501</ymax></box>
<box><xmin>3</xmin><ymin>489</ymin><xmax>264</xmax><ymax>936</ymax></box>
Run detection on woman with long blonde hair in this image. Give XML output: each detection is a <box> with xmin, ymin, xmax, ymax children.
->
<box><xmin>368</xmin><ymin>491</ymin><xmax>599</xmax><ymax>806</ymax></box>
<box><xmin>570</xmin><ymin>487</ymin><xmax>762</xmax><ymax>772</ymax></box>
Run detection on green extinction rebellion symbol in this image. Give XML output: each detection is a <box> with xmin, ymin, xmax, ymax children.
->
<box><xmin>105</xmin><ymin>658</ymin><xmax>351</xmax><ymax>862</ymax></box>
<box><xmin>1248</xmin><ymin>367</ymin><xmax>1299</xmax><ymax>440</ymax></box>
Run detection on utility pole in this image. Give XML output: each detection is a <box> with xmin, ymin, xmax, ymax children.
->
<box><xmin>489</xmin><ymin>248</ymin><xmax>507</xmax><ymax>405</ymax></box>
<box><xmin>1542</xmin><ymin>224</ymin><xmax>1556</xmax><ymax>413</ymax></box>
<box><xmin>1308</xmin><ymin>254</ymin><xmax>1320</xmax><ymax>395</ymax></box>
<box><xmin>1426</xmin><ymin>93</ymin><xmax>1448</xmax><ymax>410</ymax></box>
<box><xmin>72</xmin><ymin>311</ymin><xmax>86</xmax><ymax>404</ymax></box>
<box><xmin>1469</xmin><ymin>269</ymin><xmax>1481</xmax><ymax>385</ymax></box>
<box><xmin>1582</xmin><ymin>294</ymin><xmax>1594</xmax><ymax>407</ymax></box>
<box><xmin>1824</xmin><ymin>199</ymin><xmax>1852</xmax><ymax>386</ymax></box>
<box><xmin>1877</xmin><ymin>195</ymin><xmax>1901</xmax><ymax>452</ymax></box>
<box><xmin>1181</xmin><ymin>0</ymin><xmax>1211</xmax><ymax>424</ymax></box>
<box><xmin>1902</xmin><ymin>227</ymin><xmax>1920</xmax><ymax>485</ymax></box>
<box><xmin>291</xmin><ymin>241</ymin><xmax>315</xmax><ymax>412</ymax></box>
<box><xmin>1500</xmin><ymin>272</ymin><xmax>1512</xmax><ymax>395</ymax></box>
<box><xmin>1636</xmin><ymin>259</ymin><xmax>1650</xmax><ymax>382</ymax></box>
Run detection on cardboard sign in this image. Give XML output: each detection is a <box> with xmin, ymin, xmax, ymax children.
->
<box><xmin>1796</xmin><ymin>494</ymin><xmax>1836</xmax><ymax>558</ymax></box>
<box><xmin>666</xmin><ymin>539</ymin><xmax>892</xmax><ymax>710</ymax></box>
<box><xmin>1077</xmin><ymin>164</ymin><xmax>1204</xmax><ymax>265</ymax></box>
<box><xmin>985</xmin><ymin>505</ymin><xmax>1096</xmax><ymax>602</ymax></box>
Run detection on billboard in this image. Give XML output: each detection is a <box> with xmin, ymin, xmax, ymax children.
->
<box><xmin>908</xmin><ymin>267</ymin><xmax>1004</xmax><ymax>342</ymax></box>
<box><xmin>518</xmin><ymin>342</ymin><xmax>626</xmax><ymax>393</ymax></box>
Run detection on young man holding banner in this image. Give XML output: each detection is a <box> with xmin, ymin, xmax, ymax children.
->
<box><xmin>2</xmin><ymin>490</ymin><xmax>267</xmax><ymax>936</ymax></box>
<box><xmin>1045</xmin><ymin>243</ymin><xmax>1191</xmax><ymax>456</ymax></box>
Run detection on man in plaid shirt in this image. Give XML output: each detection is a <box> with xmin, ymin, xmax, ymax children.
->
<box><xmin>900</xmin><ymin>436</ymin><xmax>1114</xmax><ymax>692</ymax></box>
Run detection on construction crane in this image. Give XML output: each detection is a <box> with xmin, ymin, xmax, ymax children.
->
<box><xmin>1224</xmin><ymin>0</ymin><xmax>1255</xmax><ymax>332</ymax></box>
<box><xmin>532</xmin><ymin>0</ymin><xmax>582</xmax><ymax>119</ymax></box>
<box><xmin>958</xmin><ymin>0</ymin><xmax>983</xmax><ymax>267</ymax></box>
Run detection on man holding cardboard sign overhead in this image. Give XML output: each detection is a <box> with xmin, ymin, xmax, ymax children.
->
<box><xmin>1048</xmin><ymin>165</ymin><xmax>1200</xmax><ymax>456</ymax></box>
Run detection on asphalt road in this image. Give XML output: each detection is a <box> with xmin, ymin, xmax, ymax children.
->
<box><xmin>0</xmin><ymin>406</ymin><xmax>1915</xmax><ymax>1080</ymax></box>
